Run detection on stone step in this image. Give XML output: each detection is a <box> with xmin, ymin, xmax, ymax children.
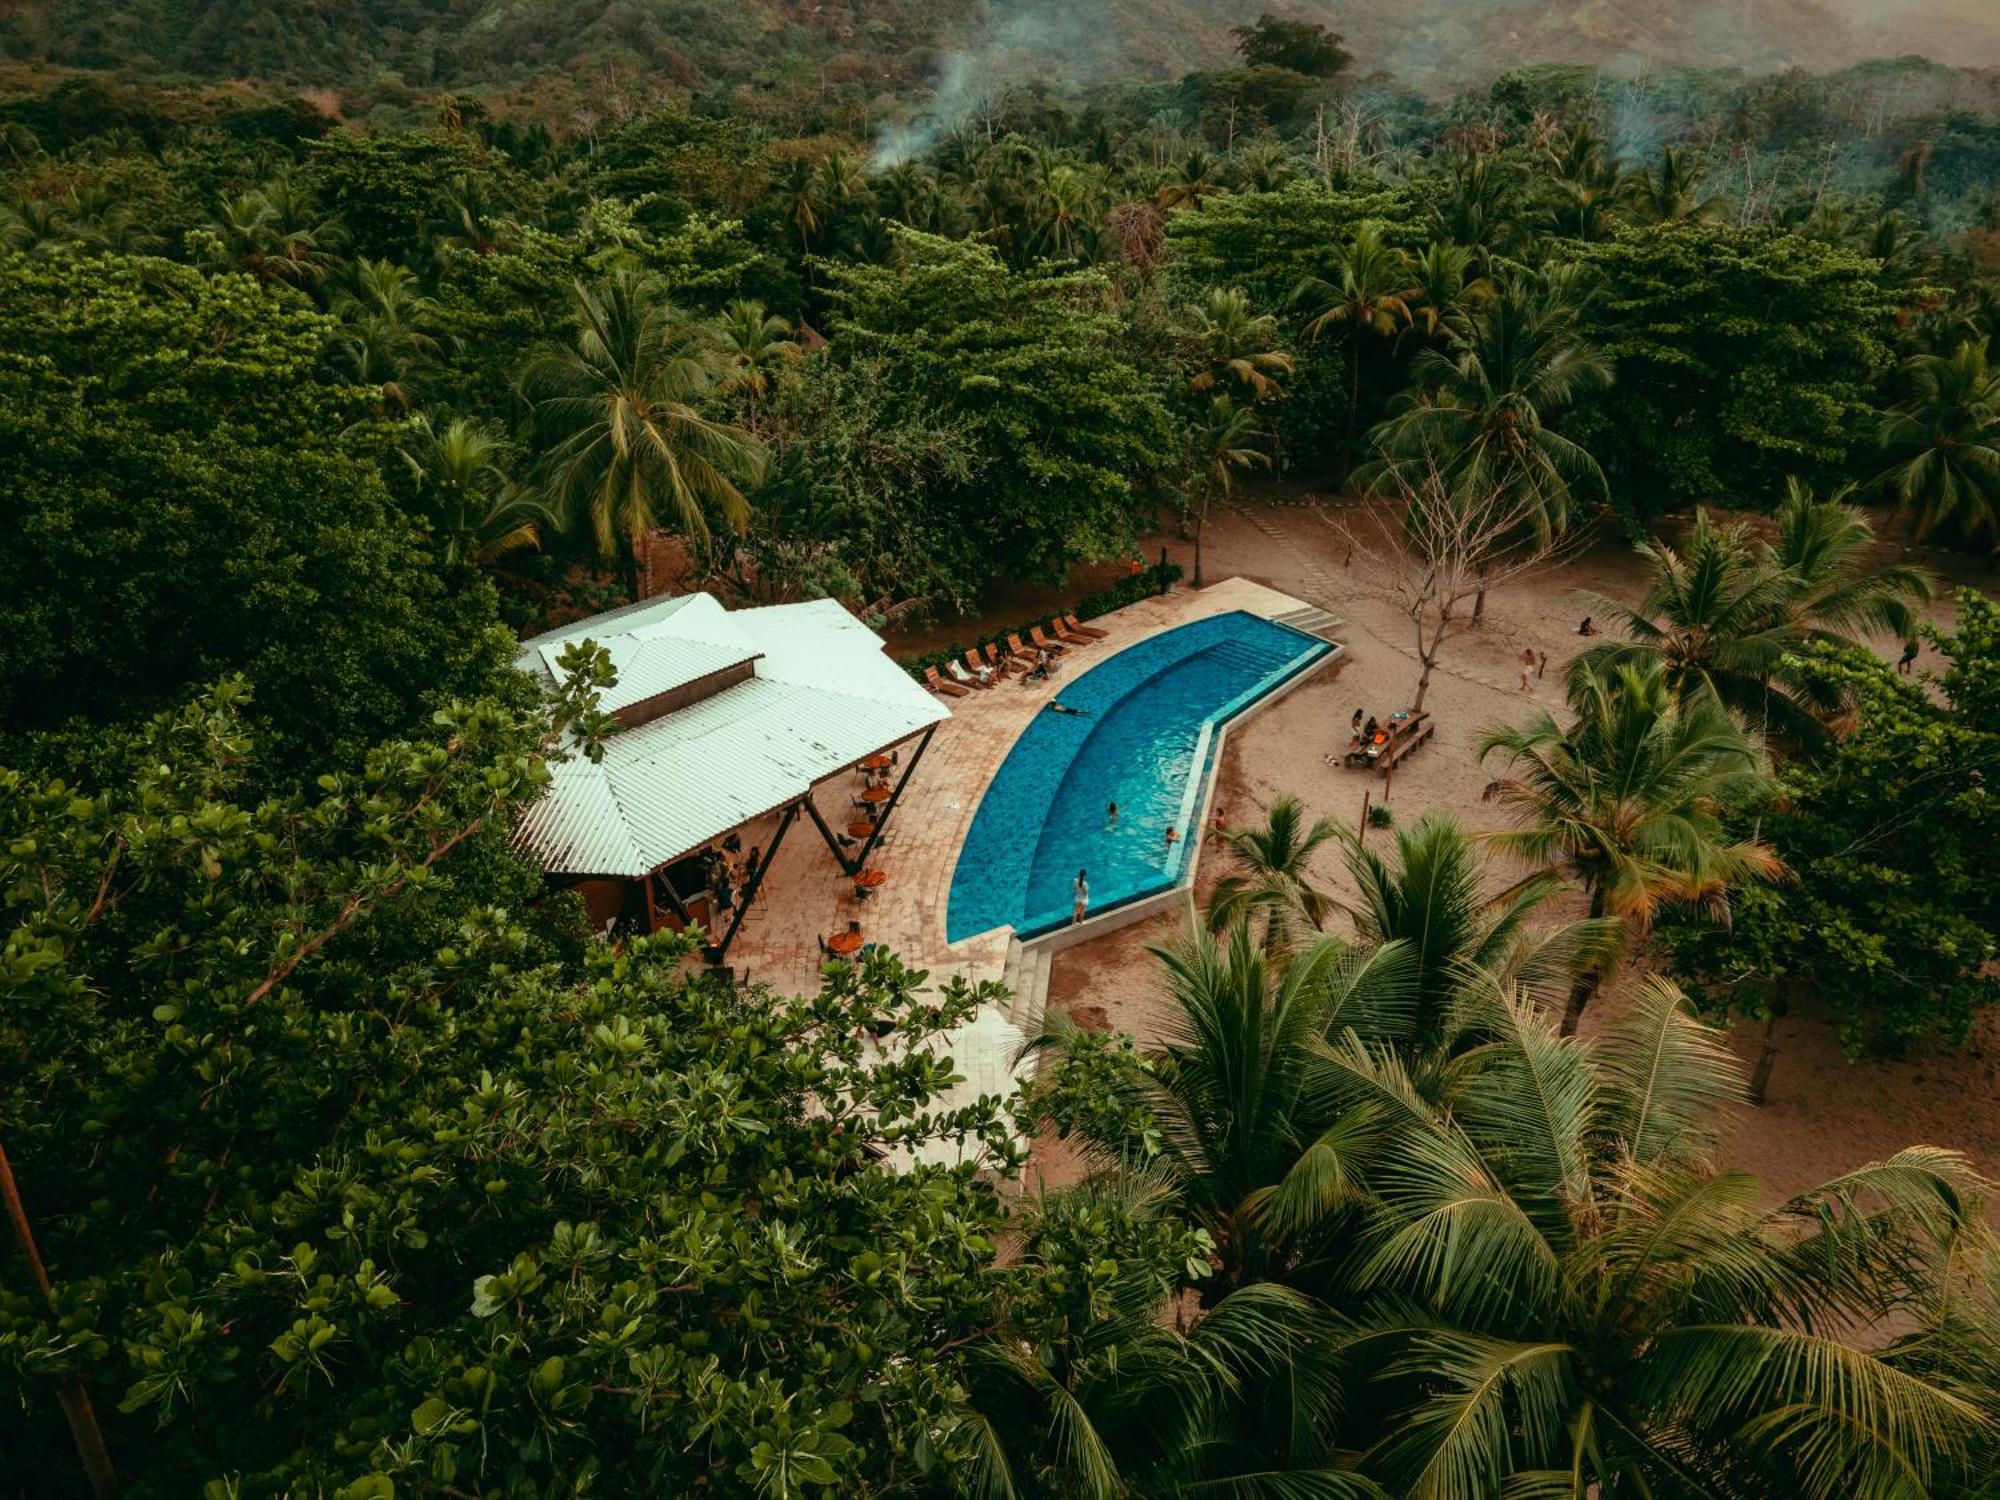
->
<box><xmin>1006</xmin><ymin>937</ymin><xmax>1053</xmax><ymax>1036</ymax></box>
<box><xmin>1272</xmin><ymin>605</ymin><xmax>1346</xmax><ymax>640</ymax></box>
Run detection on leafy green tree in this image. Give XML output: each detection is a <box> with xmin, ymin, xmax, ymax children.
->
<box><xmin>1575</xmin><ymin>484</ymin><xmax>1932</xmax><ymax>747</ymax></box>
<box><xmin>1230</xmin><ymin>13</ymin><xmax>1352</xmax><ymax>78</ymax></box>
<box><xmin>520</xmin><ymin>270</ymin><xmax>767</xmax><ymax>597</ymax></box>
<box><xmin>1328</xmin><ymin>981</ymin><xmax>1998</xmax><ymax>1499</ymax></box>
<box><xmin>823</xmin><ymin>229</ymin><xmax>1176</xmax><ymax>588</ymax></box>
<box><xmin>1575</xmin><ymin>224</ymin><xmax>1897</xmax><ymax>522</ymax></box>
<box><xmin>0</xmin><ymin>252</ymin><xmax>506</xmax><ymax>772</ymax></box>
<box><xmin>1663</xmin><ymin>601</ymin><xmax>2000</xmax><ymax>1062</ymax></box>
<box><xmin>1877</xmin><ymin>336</ymin><xmax>2000</xmax><ymax>549</ymax></box>
<box><xmin>712</xmin><ymin>297</ymin><xmax>803</xmax><ymax>433</ymax></box>
<box><xmin>1182</xmin><ymin>394</ymin><xmax>1269</xmax><ymax>586</ymax></box>
<box><xmin>0</xmin><ymin>667</ymin><xmax>1081</xmax><ymax>1498</ymax></box>
<box><xmin>1480</xmin><ymin>658</ymin><xmax>1783</xmax><ymax>1033</ymax></box>
<box><xmin>305</xmin><ymin>131</ymin><xmax>479</xmax><ymax>261</ymax></box>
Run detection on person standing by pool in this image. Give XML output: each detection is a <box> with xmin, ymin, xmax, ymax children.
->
<box><xmin>1106</xmin><ymin>801</ymin><xmax>1118</xmax><ymax>828</ymax></box>
<box><xmin>1072</xmin><ymin>869</ymin><xmax>1089</xmax><ymax>924</ymax></box>
<box><xmin>1164</xmin><ymin>826</ymin><xmax>1180</xmax><ymax>850</ymax></box>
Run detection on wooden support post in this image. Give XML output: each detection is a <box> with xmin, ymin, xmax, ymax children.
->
<box><xmin>800</xmin><ymin>791</ymin><xmax>855</xmax><ymax>872</ymax></box>
<box><xmin>1357</xmin><ymin>789</ymin><xmax>1371</xmax><ymax>845</ymax></box>
<box><xmin>707</xmin><ymin>798</ymin><xmax>801</xmax><ymax>962</ymax></box>
<box><xmin>850</xmin><ymin>726</ymin><xmax>935</xmax><ymax>875</ymax></box>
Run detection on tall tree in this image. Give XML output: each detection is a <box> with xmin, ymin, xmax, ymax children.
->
<box><xmin>1574</xmin><ymin>484</ymin><xmax>1932</xmax><ymax>746</ymax></box>
<box><xmin>1480</xmin><ymin>658</ymin><xmax>1784</xmax><ymax>1033</ymax></box>
<box><xmin>1293</xmin><ymin>221</ymin><xmax>1419</xmax><ymax>462</ymax></box>
<box><xmin>1183</xmin><ymin>393</ymin><xmax>1269</xmax><ymax>587</ymax></box>
<box><xmin>1206</xmin><ymin>794</ymin><xmax>1340</xmax><ymax>953</ymax></box>
<box><xmin>520</xmin><ymin>272</ymin><xmax>766</xmax><ymax>597</ymax></box>
<box><xmin>1877</xmin><ymin>337</ymin><xmax>2000</xmax><ymax>550</ymax></box>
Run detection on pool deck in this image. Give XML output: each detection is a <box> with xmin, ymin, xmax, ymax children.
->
<box><xmin>725</xmin><ymin>575</ymin><xmax>1326</xmax><ymax>1004</ymax></box>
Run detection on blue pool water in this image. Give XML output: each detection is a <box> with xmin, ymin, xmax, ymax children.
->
<box><xmin>946</xmin><ymin>611</ymin><xmax>1331</xmax><ymax>942</ymax></box>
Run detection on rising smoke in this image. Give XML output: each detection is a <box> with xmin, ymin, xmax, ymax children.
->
<box><xmin>873</xmin><ymin>0</ymin><xmax>2000</xmax><ymax>169</ymax></box>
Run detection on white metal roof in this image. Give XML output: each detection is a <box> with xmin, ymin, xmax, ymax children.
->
<box><xmin>519</xmin><ymin>592</ymin><xmax>761</xmax><ymax>714</ymax></box>
<box><xmin>514</xmin><ymin>594</ymin><xmax>948</xmax><ymax>878</ymax></box>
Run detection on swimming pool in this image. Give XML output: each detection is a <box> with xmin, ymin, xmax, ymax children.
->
<box><xmin>946</xmin><ymin>611</ymin><xmax>1332</xmax><ymax>942</ymax></box>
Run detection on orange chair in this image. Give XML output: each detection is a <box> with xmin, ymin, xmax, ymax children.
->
<box><xmin>924</xmin><ymin>665</ymin><xmax>970</xmax><ymax>698</ymax></box>
<box><xmin>1029</xmin><ymin>625</ymin><xmax>1068</xmax><ymax>655</ymax></box>
<box><xmin>1064</xmin><ymin>613</ymin><xmax>1109</xmax><ymax>641</ymax></box>
<box><xmin>1049</xmin><ymin>617</ymin><xmax>1090</xmax><ymax>646</ymax></box>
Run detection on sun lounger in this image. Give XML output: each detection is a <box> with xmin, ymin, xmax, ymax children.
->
<box><xmin>1063</xmin><ymin>614</ymin><xmax>1109</xmax><ymax>641</ymax></box>
<box><xmin>924</xmin><ymin>665</ymin><xmax>970</xmax><ymax>698</ymax></box>
<box><xmin>1007</xmin><ymin>633</ymin><xmax>1040</xmax><ymax>662</ymax></box>
<box><xmin>947</xmin><ymin>658</ymin><xmax>992</xmax><ymax>690</ymax></box>
<box><xmin>1049</xmin><ymin>618</ymin><xmax>1090</xmax><ymax>646</ymax></box>
<box><xmin>1030</xmin><ymin>625</ymin><xmax>1068</xmax><ymax>654</ymax></box>
<box><xmin>966</xmin><ymin>648</ymin><xmax>1005</xmax><ymax>683</ymax></box>
<box><xmin>988</xmin><ymin>641</ymin><xmax>1032</xmax><ymax>671</ymax></box>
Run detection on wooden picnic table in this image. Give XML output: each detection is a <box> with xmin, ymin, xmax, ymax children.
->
<box><xmin>860</xmin><ymin>784</ymin><xmax>892</xmax><ymax>804</ymax></box>
<box><xmin>860</xmin><ymin>753</ymin><xmax>894</xmax><ymax>771</ymax></box>
<box><xmin>1342</xmin><ymin>712</ymin><xmax>1434</xmax><ymax>773</ymax></box>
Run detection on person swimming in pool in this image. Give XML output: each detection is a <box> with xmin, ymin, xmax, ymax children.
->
<box><xmin>1106</xmin><ymin>800</ymin><xmax>1118</xmax><ymax>828</ymax></box>
<box><xmin>1046</xmin><ymin>700</ymin><xmax>1089</xmax><ymax>717</ymax></box>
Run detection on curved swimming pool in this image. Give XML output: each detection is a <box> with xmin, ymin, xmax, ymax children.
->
<box><xmin>946</xmin><ymin>611</ymin><xmax>1332</xmax><ymax>942</ymax></box>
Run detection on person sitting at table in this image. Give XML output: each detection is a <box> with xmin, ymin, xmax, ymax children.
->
<box><xmin>1350</xmin><ymin>708</ymin><xmax>1364</xmax><ymax>742</ymax></box>
<box><xmin>1362</xmin><ymin>715</ymin><xmax>1380</xmax><ymax>743</ymax></box>
<box><xmin>743</xmin><ymin>845</ymin><xmax>761</xmax><ymax>882</ymax></box>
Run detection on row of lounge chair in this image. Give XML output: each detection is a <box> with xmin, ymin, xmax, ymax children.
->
<box><xmin>923</xmin><ymin>615</ymin><xmax>1110</xmax><ymax>698</ymax></box>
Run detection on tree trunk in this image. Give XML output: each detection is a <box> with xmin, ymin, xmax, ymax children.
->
<box><xmin>1193</xmin><ymin>505</ymin><xmax>1206</xmax><ymax>588</ymax></box>
<box><xmin>1748</xmin><ymin>1014</ymin><xmax>1781</xmax><ymax>1106</ymax></box>
<box><xmin>1</xmin><ymin>1139</ymin><xmax>118</xmax><ymax>1498</ymax></box>
<box><xmin>1410</xmin><ymin>657</ymin><xmax>1435</xmax><ymax>715</ymax></box>
<box><xmin>1558</xmin><ymin>886</ymin><xmax>1610</xmax><ymax>1037</ymax></box>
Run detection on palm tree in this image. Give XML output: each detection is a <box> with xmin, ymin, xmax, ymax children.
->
<box><xmin>1293</xmin><ymin>222</ymin><xmax>1419</xmax><ymax>461</ymax></box>
<box><xmin>1207</xmin><ymin>795</ymin><xmax>1339</xmax><ymax>952</ymax></box>
<box><xmin>1878</xmin><ymin>338</ymin><xmax>2000</xmax><ymax>549</ymax></box>
<box><xmin>1183</xmin><ymin>395</ymin><xmax>1270</xmax><ymax>587</ymax></box>
<box><xmin>1331</xmin><ymin>979</ymin><xmax>1995</xmax><ymax>1499</ymax></box>
<box><xmin>1028</xmin><ymin>165</ymin><xmax>1106</xmax><ymax>262</ymax></box>
<box><xmin>1573</xmin><ymin>486</ymin><xmax>1933</xmax><ymax>746</ymax></box>
<box><xmin>1185</xmin><ymin>288</ymin><xmax>1293</xmax><ymax>403</ymax></box>
<box><xmin>398</xmin><ymin>415</ymin><xmax>557</xmax><ymax>570</ymax></box>
<box><xmin>329</xmin><ymin>258</ymin><xmax>445</xmax><ymax>409</ymax></box>
<box><xmin>1627</xmin><ymin>144</ymin><xmax>1721</xmax><ymax>224</ymax></box>
<box><xmin>520</xmin><ymin>273</ymin><xmax>767</xmax><ymax>598</ymax></box>
<box><xmin>712</xmin><ymin>300</ymin><xmax>803</xmax><ymax>434</ymax></box>
<box><xmin>1480</xmin><ymin>658</ymin><xmax>1783</xmax><ymax>1034</ymax></box>
<box><xmin>209</xmin><ymin>181</ymin><xmax>342</xmax><ymax>288</ymax></box>
<box><xmin>1337</xmin><ymin>811</ymin><xmax>1616</xmax><ymax>1055</ymax></box>
<box><xmin>1232</xmin><ymin>140</ymin><xmax>1294</xmax><ymax>193</ymax></box>
<box><xmin>1045</xmin><ymin>923</ymin><xmax>1415</xmax><ymax>1292</ymax></box>
<box><xmin>1402</xmin><ymin>239</ymin><xmax>1487</xmax><ymax>348</ymax></box>
<box><xmin>1156</xmin><ymin>147</ymin><xmax>1226</xmax><ymax>212</ymax></box>
<box><xmin>1366</xmin><ymin>273</ymin><xmax>1612</xmax><ymax>548</ymax></box>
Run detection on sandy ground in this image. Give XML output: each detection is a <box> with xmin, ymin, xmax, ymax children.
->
<box><xmin>1034</xmin><ymin>488</ymin><xmax>2000</xmax><ymax>1207</ymax></box>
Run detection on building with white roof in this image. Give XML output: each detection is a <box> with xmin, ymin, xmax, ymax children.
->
<box><xmin>513</xmin><ymin>591</ymin><xmax>948</xmax><ymax>956</ymax></box>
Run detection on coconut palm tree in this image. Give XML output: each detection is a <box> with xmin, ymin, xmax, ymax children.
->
<box><xmin>712</xmin><ymin>300</ymin><xmax>803</xmax><ymax>434</ymax></box>
<box><xmin>1185</xmin><ymin>288</ymin><xmax>1293</xmax><ymax>403</ymax></box>
<box><xmin>1402</xmin><ymin>239</ymin><xmax>1487</xmax><ymax>348</ymax></box>
<box><xmin>209</xmin><ymin>180</ymin><xmax>342</xmax><ymax>288</ymax></box>
<box><xmin>1207</xmin><ymin>794</ymin><xmax>1340</xmax><ymax>952</ymax></box>
<box><xmin>1627</xmin><ymin>144</ymin><xmax>1721</xmax><ymax>224</ymax></box>
<box><xmin>329</xmin><ymin>257</ymin><xmax>446</xmax><ymax>409</ymax></box>
<box><xmin>1877</xmin><ymin>338</ymin><xmax>2000</xmax><ymax>549</ymax></box>
<box><xmin>1328</xmin><ymin>979</ymin><xmax>1996</xmax><ymax>1500</ymax></box>
<box><xmin>1156</xmin><ymin>147</ymin><xmax>1227</xmax><ymax>212</ymax></box>
<box><xmin>1366</xmin><ymin>272</ymin><xmax>1612</xmax><ymax>547</ymax></box>
<box><xmin>1293</xmin><ymin>222</ymin><xmax>1420</xmax><ymax>461</ymax></box>
<box><xmin>398</xmin><ymin>415</ymin><xmax>557</xmax><ymax>570</ymax></box>
<box><xmin>1337</xmin><ymin>811</ymin><xmax>1617</xmax><ymax>1055</ymax></box>
<box><xmin>1063</xmin><ymin>923</ymin><xmax>1414</xmax><ymax>1293</ymax></box>
<box><xmin>520</xmin><ymin>273</ymin><xmax>767</xmax><ymax>598</ymax></box>
<box><xmin>1573</xmin><ymin>485</ymin><xmax>1933</xmax><ymax>746</ymax></box>
<box><xmin>1479</xmin><ymin>659</ymin><xmax>1783</xmax><ymax>1033</ymax></box>
<box><xmin>1183</xmin><ymin>395</ymin><xmax>1270</xmax><ymax>587</ymax></box>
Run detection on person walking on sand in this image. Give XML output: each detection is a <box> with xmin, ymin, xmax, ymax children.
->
<box><xmin>1072</xmin><ymin>869</ymin><xmax>1089</xmax><ymax>924</ymax></box>
<box><xmin>1899</xmin><ymin>639</ymin><xmax>1919</xmax><ymax>675</ymax></box>
<box><xmin>1519</xmin><ymin>648</ymin><xmax>1537</xmax><ymax>692</ymax></box>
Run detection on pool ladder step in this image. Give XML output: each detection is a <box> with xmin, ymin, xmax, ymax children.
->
<box><xmin>1272</xmin><ymin>606</ymin><xmax>1345</xmax><ymax>640</ymax></box>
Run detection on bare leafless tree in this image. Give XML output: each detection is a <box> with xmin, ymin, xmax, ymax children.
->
<box><xmin>1339</xmin><ymin>453</ymin><xmax>1586</xmax><ymax>714</ymax></box>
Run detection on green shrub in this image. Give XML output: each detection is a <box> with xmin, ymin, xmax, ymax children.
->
<box><xmin>901</xmin><ymin>561</ymin><xmax>1183</xmax><ymax>681</ymax></box>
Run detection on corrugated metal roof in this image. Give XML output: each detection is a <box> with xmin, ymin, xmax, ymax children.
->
<box><xmin>518</xmin><ymin>593</ymin><xmax>762</xmax><ymax>714</ymax></box>
<box><xmin>514</xmin><ymin>593</ymin><xmax>948</xmax><ymax>878</ymax></box>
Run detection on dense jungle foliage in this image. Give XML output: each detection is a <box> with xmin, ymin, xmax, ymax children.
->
<box><xmin>7</xmin><ymin>12</ymin><xmax>2000</xmax><ymax>1497</ymax></box>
